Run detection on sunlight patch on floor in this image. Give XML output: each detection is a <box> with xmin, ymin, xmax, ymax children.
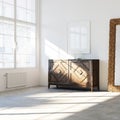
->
<box><xmin>0</xmin><ymin>87</ymin><xmax>120</xmax><ymax>120</ymax></box>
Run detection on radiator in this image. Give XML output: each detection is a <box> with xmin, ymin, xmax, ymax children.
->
<box><xmin>5</xmin><ymin>72</ymin><xmax>27</xmax><ymax>88</ymax></box>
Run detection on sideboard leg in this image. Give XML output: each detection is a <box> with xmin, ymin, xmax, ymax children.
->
<box><xmin>48</xmin><ymin>84</ymin><xmax>50</xmax><ymax>89</ymax></box>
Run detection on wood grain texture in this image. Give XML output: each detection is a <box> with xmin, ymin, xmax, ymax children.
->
<box><xmin>48</xmin><ymin>59</ymin><xmax>99</xmax><ymax>91</ymax></box>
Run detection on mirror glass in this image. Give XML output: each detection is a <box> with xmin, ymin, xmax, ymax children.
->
<box><xmin>115</xmin><ymin>25</ymin><xmax>120</xmax><ymax>85</ymax></box>
<box><xmin>68</xmin><ymin>21</ymin><xmax>90</xmax><ymax>55</ymax></box>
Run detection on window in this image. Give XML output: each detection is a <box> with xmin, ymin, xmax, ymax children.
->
<box><xmin>0</xmin><ymin>0</ymin><xmax>36</xmax><ymax>68</ymax></box>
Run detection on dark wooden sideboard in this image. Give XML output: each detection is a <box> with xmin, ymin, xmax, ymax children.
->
<box><xmin>48</xmin><ymin>59</ymin><xmax>99</xmax><ymax>91</ymax></box>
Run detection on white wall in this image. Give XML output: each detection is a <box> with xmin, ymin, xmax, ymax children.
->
<box><xmin>40</xmin><ymin>0</ymin><xmax>120</xmax><ymax>90</ymax></box>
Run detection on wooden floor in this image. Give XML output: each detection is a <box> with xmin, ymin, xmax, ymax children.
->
<box><xmin>0</xmin><ymin>87</ymin><xmax>120</xmax><ymax>120</ymax></box>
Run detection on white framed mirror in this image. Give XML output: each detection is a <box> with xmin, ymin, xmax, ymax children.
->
<box><xmin>67</xmin><ymin>21</ymin><xmax>90</xmax><ymax>56</ymax></box>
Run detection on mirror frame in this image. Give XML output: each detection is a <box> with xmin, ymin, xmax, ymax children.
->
<box><xmin>108</xmin><ymin>18</ymin><xmax>120</xmax><ymax>92</ymax></box>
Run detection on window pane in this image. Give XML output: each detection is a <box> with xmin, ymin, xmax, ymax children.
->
<box><xmin>0</xmin><ymin>53</ymin><xmax>14</xmax><ymax>68</ymax></box>
<box><xmin>17</xmin><ymin>37</ymin><xmax>35</xmax><ymax>54</ymax></box>
<box><xmin>3</xmin><ymin>3</ymin><xmax>14</xmax><ymax>18</ymax></box>
<box><xmin>0</xmin><ymin>2</ymin><xmax>2</xmax><ymax>16</ymax></box>
<box><xmin>17</xmin><ymin>0</ymin><xmax>35</xmax><ymax>10</ymax></box>
<box><xmin>0</xmin><ymin>1</ymin><xmax>14</xmax><ymax>18</ymax></box>
<box><xmin>17</xmin><ymin>8</ymin><xmax>35</xmax><ymax>23</ymax></box>
<box><xmin>0</xmin><ymin>20</ymin><xmax>14</xmax><ymax>68</ymax></box>
<box><xmin>16</xmin><ymin>54</ymin><xmax>35</xmax><ymax>67</ymax></box>
<box><xmin>0</xmin><ymin>20</ymin><xmax>14</xmax><ymax>35</ymax></box>
<box><xmin>0</xmin><ymin>54</ymin><xmax>3</xmax><ymax>62</ymax></box>
<box><xmin>0</xmin><ymin>35</ymin><xmax>14</xmax><ymax>53</ymax></box>
<box><xmin>16</xmin><ymin>22</ymin><xmax>36</xmax><ymax>68</ymax></box>
<box><xmin>16</xmin><ymin>0</ymin><xmax>35</xmax><ymax>23</ymax></box>
<box><xmin>16</xmin><ymin>0</ymin><xmax>27</xmax><ymax>8</ymax></box>
<box><xmin>27</xmin><ymin>10</ymin><xmax>35</xmax><ymax>23</ymax></box>
<box><xmin>27</xmin><ymin>0</ymin><xmax>35</xmax><ymax>11</ymax></box>
<box><xmin>17</xmin><ymin>23</ymin><xmax>35</xmax><ymax>38</ymax></box>
<box><xmin>4</xmin><ymin>36</ymin><xmax>14</xmax><ymax>53</ymax></box>
<box><xmin>4</xmin><ymin>54</ymin><xmax>14</xmax><ymax>63</ymax></box>
<box><xmin>17</xmin><ymin>7</ymin><xmax>27</xmax><ymax>21</ymax></box>
<box><xmin>16</xmin><ymin>24</ymin><xmax>28</xmax><ymax>37</ymax></box>
<box><xmin>2</xmin><ymin>0</ymin><xmax>14</xmax><ymax>4</ymax></box>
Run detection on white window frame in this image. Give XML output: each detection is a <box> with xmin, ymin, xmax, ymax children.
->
<box><xmin>0</xmin><ymin>0</ymin><xmax>37</xmax><ymax>69</ymax></box>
